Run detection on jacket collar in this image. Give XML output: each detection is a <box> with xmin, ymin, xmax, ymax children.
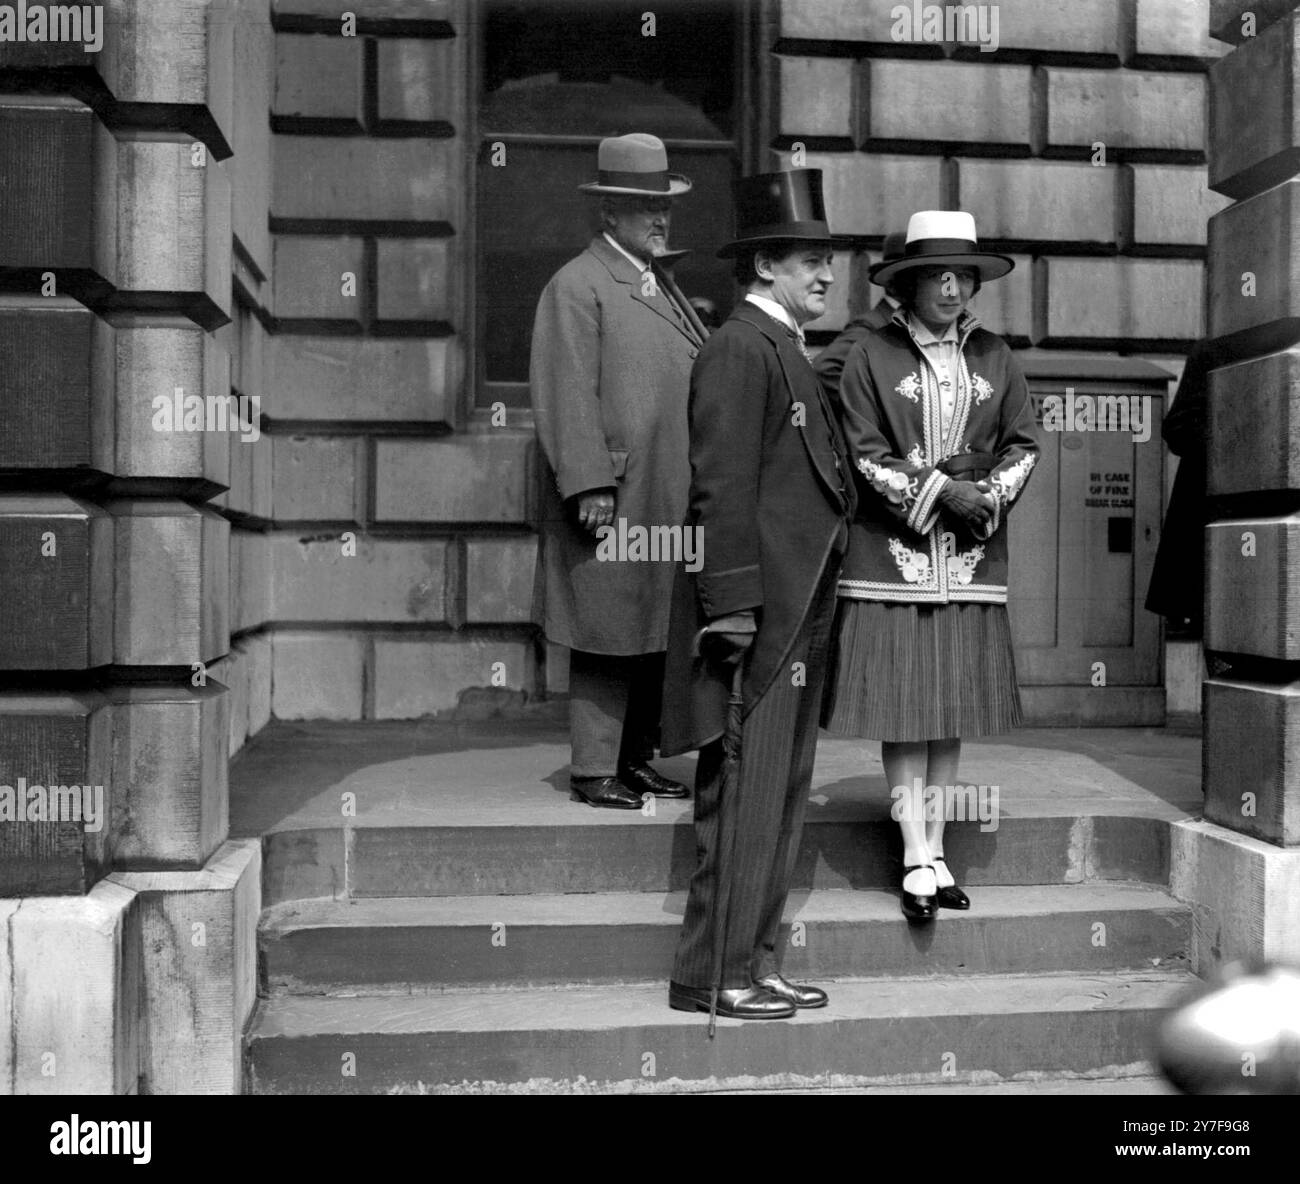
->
<box><xmin>589</xmin><ymin>234</ymin><xmax>644</xmax><ymax>285</ymax></box>
<box><xmin>890</xmin><ymin>305</ymin><xmax>981</xmax><ymax>350</ymax></box>
<box><xmin>588</xmin><ymin>236</ymin><xmax>707</xmax><ymax>347</ymax></box>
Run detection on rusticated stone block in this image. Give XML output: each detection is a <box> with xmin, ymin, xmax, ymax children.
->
<box><xmin>967</xmin><ymin>253</ymin><xmax>1033</xmax><ymax>339</ymax></box>
<box><xmin>0</xmin><ymin>691</ymin><xmax>114</xmax><ymax>897</ymax></box>
<box><xmin>1210</xmin><ymin>11</ymin><xmax>1300</xmax><ymax>198</ymax></box>
<box><xmin>272</xmin><ymin>136</ymin><xmax>457</xmax><ymax>222</ymax></box>
<box><xmin>375</xmin><ymin>238</ymin><xmax>454</xmax><ymax>322</ymax></box>
<box><xmin>114</xmin><ymin>138</ymin><xmax>232</xmax><ymax>326</ymax></box>
<box><xmin>231</xmin><ymin>529</ymin><xmax>271</xmax><ymax>633</ymax></box>
<box><xmin>0</xmin><ymin>299</ymin><xmax>114</xmax><ymax>472</ymax></box>
<box><xmin>1135</xmin><ymin>0</ymin><xmax>1230</xmax><ymax>62</ymax></box>
<box><xmin>0</xmin><ymin>99</ymin><xmax>118</xmax><ymax>282</ymax></box>
<box><xmin>1125</xmin><ymin>165</ymin><xmax>1233</xmax><ymax>248</ymax></box>
<box><xmin>231</xmin><ymin>0</ymin><xmax>274</xmax><ymax>279</ymax></box>
<box><xmin>777</xmin><ymin>0</ymin><xmax>904</xmax><ymax>42</ymax></box>
<box><xmin>956</xmin><ymin>159</ymin><xmax>1113</xmax><ymax>243</ymax></box>
<box><xmin>464</xmin><ymin>536</ymin><xmax>537</xmax><ymax>624</ymax></box>
<box><xmin>376</xmin><ymin>37</ymin><xmax>456</xmax><ymax>122</ymax></box>
<box><xmin>111</xmin><ymin>320</ymin><xmax>232</xmax><ymax>485</ymax></box>
<box><xmin>1210</xmin><ymin>0</ymin><xmax>1297</xmax><ymax>46</ymax></box>
<box><xmin>273</xmin><ymin>235</ymin><xmax>365</xmax><ymax>321</ymax></box>
<box><xmin>1171</xmin><ymin>818</ymin><xmax>1300</xmax><ymax>971</ymax></box>
<box><xmin>1205</xmin><ymin>515</ymin><xmax>1300</xmax><ymax>660</ymax></box>
<box><xmin>1037</xmin><ymin>257</ymin><xmax>1202</xmax><ymax>342</ymax></box>
<box><xmin>275</xmin><ymin>32</ymin><xmax>364</xmax><ymax>122</ymax></box>
<box><xmin>372</xmin><ymin>636</ymin><xmax>533</xmax><ymax>718</ymax></box>
<box><xmin>776</xmin><ymin>56</ymin><xmax>857</xmax><ymax>140</ymax></box>
<box><xmin>864</xmin><ymin>60</ymin><xmax>1031</xmax><ymax>147</ymax></box>
<box><xmin>1</xmin><ymin>880</ymin><xmax>141</xmax><ymax>1094</ymax></box>
<box><xmin>373</xmin><ymin>433</ymin><xmax>532</xmax><ymax>524</ymax></box>
<box><xmin>1042</xmin><ymin>68</ymin><xmax>1204</xmax><ymax>153</ymax></box>
<box><xmin>272</xmin><ymin>632</ymin><xmax>365</xmax><ymax>720</ymax></box>
<box><xmin>108</xmin><ymin>839</ymin><xmax>260</xmax><ymax>1095</ymax></box>
<box><xmin>105</xmin><ymin>0</ymin><xmax>237</xmax><ymax>149</ymax></box>
<box><xmin>775</xmin><ymin>151</ymin><xmax>942</xmax><ymax>237</ymax></box>
<box><xmin>245</xmin><ymin>631</ymin><xmax>273</xmax><ymax>737</ymax></box>
<box><xmin>1207</xmin><ymin>180</ymin><xmax>1300</xmax><ymax>341</ymax></box>
<box><xmin>0</xmin><ymin>495</ymin><xmax>113</xmax><ymax>669</ymax></box>
<box><xmin>1207</xmin><ymin>348</ymin><xmax>1300</xmax><ymax>496</ymax></box>
<box><xmin>106</xmin><ymin>499</ymin><xmax>229</xmax><ymax>666</ymax></box>
<box><xmin>269</xmin><ymin>534</ymin><xmax>450</xmax><ymax>622</ymax></box>
<box><xmin>108</xmin><ymin>683</ymin><xmax>228</xmax><ymax>869</ymax></box>
<box><xmin>210</xmin><ymin>644</ymin><xmax>250</xmax><ymax>755</ymax></box>
<box><xmin>268</xmin><ymin>335</ymin><xmax>456</xmax><ymax>423</ymax></box>
<box><xmin>1204</xmin><ymin>678</ymin><xmax>1300</xmax><ymax>846</ymax></box>
<box><xmin>272</xmin><ymin>435</ymin><xmax>365</xmax><ymax>521</ymax></box>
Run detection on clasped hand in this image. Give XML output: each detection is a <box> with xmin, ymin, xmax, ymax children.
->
<box><xmin>575</xmin><ymin>490</ymin><xmax>616</xmax><ymax>534</ymax></box>
<box><xmin>940</xmin><ymin>478</ymin><xmax>996</xmax><ymax>533</ymax></box>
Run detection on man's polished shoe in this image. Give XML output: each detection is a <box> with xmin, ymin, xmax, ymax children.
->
<box><xmin>901</xmin><ymin>863</ymin><xmax>938</xmax><ymax>921</ymax></box>
<box><xmin>618</xmin><ymin>761</ymin><xmax>689</xmax><ymax>799</ymax></box>
<box><xmin>668</xmin><ymin>981</ymin><xmax>796</xmax><ymax>1020</ymax></box>
<box><xmin>570</xmin><ymin>775</ymin><xmax>644</xmax><ymax>809</ymax></box>
<box><xmin>754</xmin><ymin>972</ymin><xmax>828</xmax><ymax>1009</ymax></box>
<box><xmin>933</xmin><ymin>856</ymin><xmax>970</xmax><ymax>910</ymax></box>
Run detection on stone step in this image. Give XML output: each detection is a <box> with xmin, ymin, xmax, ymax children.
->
<box><xmin>260</xmin><ymin>884</ymin><xmax>1190</xmax><ymax>994</ymax></box>
<box><xmin>260</xmin><ymin>812</ymin><xmax>1170</xmax><ymax>904</ymax></box>
<box><xmin>243</xmin><ymin>969</ymin><xmax>1196</xmax><ymax>1094</ymax></box>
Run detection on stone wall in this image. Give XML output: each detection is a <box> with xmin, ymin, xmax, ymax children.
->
<box><xmin>0</xmin><ymin>0</ymin><xmax>263</xmax><ymax>1095</ymax></box>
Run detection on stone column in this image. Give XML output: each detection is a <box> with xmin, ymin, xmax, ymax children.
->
<box><xmin>1171</xmin><ymin>0</ymin><xmax>1300</xmax><ymax>969</ymax></box>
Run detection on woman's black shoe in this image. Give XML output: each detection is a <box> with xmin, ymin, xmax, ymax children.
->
<box><xmin>901</xmin><ymin>863</ymin><xmax>937</xmax><ymax>921</ymax></box>
<box><xmin>933</xmin><ymin>856</ymin><xmax>970</xmax><ymax>909</ymax></box>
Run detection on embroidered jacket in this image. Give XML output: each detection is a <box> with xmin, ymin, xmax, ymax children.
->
<box><xmin>836</xmin><ymin>308</ymin><xmax>1040</xmax><ymax>605</ymax></box>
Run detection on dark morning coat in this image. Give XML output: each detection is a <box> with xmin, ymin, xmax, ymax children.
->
<box><xmin>529</xmin><ymin>236</ymin><xmax>707</xmax><ymax>655</ymax></box>
<box><xmin>660</xmin><ymin>302</ymin><xmax>856</xmax><ymax>756</ymax></box>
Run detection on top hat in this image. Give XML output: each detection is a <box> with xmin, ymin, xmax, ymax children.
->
<box><xmin>577</xmin><ymin>133</ymin><xmax>692</xmax><ymax>197</ymax></box>
<box><xmin>716</xmin><ymin>169</ymin><xmax>831</xmax><ymax>258</ymax></box>
<box><xmin>870</xmin><ymin>210</ymin><xmax>1013</xmax><ymax>286</ymax></box>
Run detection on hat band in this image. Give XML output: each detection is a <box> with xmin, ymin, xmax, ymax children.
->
<box><xmin>903</xmin><ymin>237</ymin><xmax>980</xmax><ymax>257</ymax></box>
<box><xmin>734</xmin><ymin>219</ymin><xmax>831</xmax><ymax>242</ymax></box>
<box><xmin>597</xmin><ymin>168</ymin><xmax>671</xmax><ymax>191</ymax></box>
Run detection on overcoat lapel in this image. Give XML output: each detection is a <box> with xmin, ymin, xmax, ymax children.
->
<box><xmin>588</xmin><ymin>237</ymin><xmax>705</xmax><ymax>348</ymax></box>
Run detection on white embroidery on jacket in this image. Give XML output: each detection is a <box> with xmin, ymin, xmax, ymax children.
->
<box><xmin>859</xmin><ymin>458</ymin><xmax>919</xmax><ymax>508</ymax></box>
<box><xmin>970</xmin><ymin>372</ymin><xmax>995</xmax><ymax>406</ymax></box>
<box><xmin>905</xmin><ymin>443</ymin><xmax>926</xmax><ymax>469</ymax></box>
<box><xmin>895</xmin><ymin>372</ymin><xmax>922</xmax><ymax>403</ymax></box>
<box><xmin>992</xmin><ymin>451</ymin><xmax>1036</xmax><ymax>505</ymax></box>
<box><xmin>888</xmin><ymin>537</ymin><xmax>932</xmax><ymax>583</ymax></box>
<box><xmin>941</xmin><ymin>531</ymin><xmax>985</xmax><ymax>586</ymax></box>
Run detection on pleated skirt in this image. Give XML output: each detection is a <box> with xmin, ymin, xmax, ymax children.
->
<box><xmin>820</xmin><ymin>599</ymin><xmax>1022</xmax><ymax>742</ymax></box>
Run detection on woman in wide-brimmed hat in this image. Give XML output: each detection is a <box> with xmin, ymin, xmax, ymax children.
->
<box><xmin>820</xmin><ymin>210</ymin><xmax>1041</xmax><ymax>922</ymax></box>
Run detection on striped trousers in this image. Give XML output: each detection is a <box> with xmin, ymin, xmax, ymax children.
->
<box><xmin>672</xmin><ymin>557</ymin><xmax>840</xmax><ymax>989</ymax></box>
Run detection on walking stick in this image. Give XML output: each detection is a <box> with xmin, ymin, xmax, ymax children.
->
<box><xmin>706</xmin><ymin>658</ymin><xmax>747</xmax><ymax>1038</ymax></box>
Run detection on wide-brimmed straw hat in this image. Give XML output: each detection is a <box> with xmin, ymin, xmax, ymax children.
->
<box><xmin>577</xmin><ymin>133</ymin><xmax>692</xmax><ymax>197</ymax></box>
<box><xmin>870</xmin><ymin>211</ymin><xmax>1014</xmax><ymax>286</ymax></box>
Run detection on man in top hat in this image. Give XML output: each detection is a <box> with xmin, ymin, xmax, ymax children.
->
<box><xmin>660</xmin><ymin>168</ymin><xmax>856</xmax><ymax>1020</ymax></box>
<box><xmin>813</xmin><ymin>230</ymin><xmax>906</xmax><ymax>414</ymax></box>
<box><xmin>530</xmin><ymin>133</ymin><xmax>709</xmax><ymax>810</ymax></box>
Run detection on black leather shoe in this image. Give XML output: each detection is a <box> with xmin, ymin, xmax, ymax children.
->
<box><xmin>618</xmin><ymin>762</ymin><xmax>689</xmax><ymax>798</ymax></box>
<box><xmin>754</xmin><ymin>972</ymin><xmax>828</xmax><ymax>1009</ymax></box>
<box><xmin>570</xmin><ymin>775</ymin><xmax>644</xmax><ymax>809</ymax></box>
<box><xmin>901</xmin><ymin>863</ymin><xmax>938</xmax><ymax>921</ymax></box>
<box><xmin>668</xmin><ymin>981</ymin><xmax>796</xmax><ymax>1020</ymax></box>
<box><xmin>933</xmin><ymin>856</ymin><xmax>970</xmax><ymax>910</ymax></box>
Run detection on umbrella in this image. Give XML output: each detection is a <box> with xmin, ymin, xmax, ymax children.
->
<box><xmin>706</xmin><ymin>657</ymin><xmax>747</xmax><ymax>1038</ymax></box>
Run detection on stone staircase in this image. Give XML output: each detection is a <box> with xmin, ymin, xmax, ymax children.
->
<box><xmin>238</xmin><ymin>724</ymin><xmax>1200</xmax><ymax>1093</ymax></box>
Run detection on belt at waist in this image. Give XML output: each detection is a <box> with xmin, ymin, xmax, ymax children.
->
<box><xmin>937</xmin><ymin>451</ymin><xmax>998</xmax><ymax>479</ymax></box>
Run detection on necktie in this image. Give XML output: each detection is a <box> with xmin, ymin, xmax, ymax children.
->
<box><xmin>783</xmin><ymin>323</ymin><xmax>813</xmax><ymax>365</ymax></box>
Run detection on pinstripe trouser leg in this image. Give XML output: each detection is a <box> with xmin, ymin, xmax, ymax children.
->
<box><xmin>671</xmin><ymin>558</ymin><xmax>840</xmax><ymax>989</ymax></box>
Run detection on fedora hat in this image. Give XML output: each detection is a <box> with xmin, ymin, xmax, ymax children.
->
<box><xmin>577</xmin><ymin>133</ymin><xmax>692</xmax><ymax>197</ymax></box>
<box><xmin>870</xmin><ymin>211</ymin><xmax>1013</xmax><ymax>286</ymax></box>
<box><xmin>717</xmin><ymin>169</ymin><xmax>831</xmax><ymax>258</ymax></box>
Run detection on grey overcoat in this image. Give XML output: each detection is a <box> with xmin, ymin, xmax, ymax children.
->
<box><xmin>530</xmin><ymin>235</ymin><xmax>707</xmax><ymax>654</ymax></box>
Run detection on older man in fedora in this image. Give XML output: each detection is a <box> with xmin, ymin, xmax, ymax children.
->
<box><xmin>530</xmin><ymin>133</ymin><xmax>709</xmax><ymax>809</ymax></box>
<box><xmin>661</xmin><ymin>168</ymin><xmax>856</xmax><ymax>1021</ymax></box>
